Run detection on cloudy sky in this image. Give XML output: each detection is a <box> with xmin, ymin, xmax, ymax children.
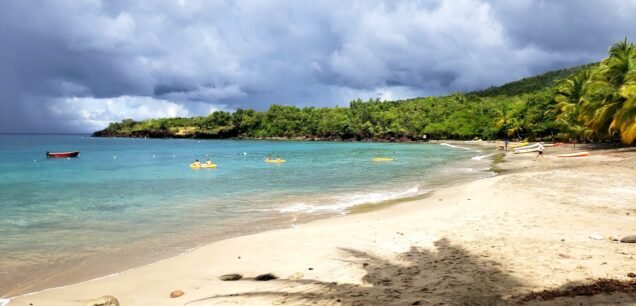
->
<box><xmin>1</xmin><ymin>0</ymin><xmax>635</xmax><ymax>133</ymax></box>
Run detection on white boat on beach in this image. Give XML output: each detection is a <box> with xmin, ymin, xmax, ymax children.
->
<box><xmin>513</xmin><ymin>143</ymin><xmax>540</xmax><ymax>152</ymax></box>
<box><xmin>513</xmin><ymin>147</ymin><xmax>540</xmax><ymax>154</ymax></box>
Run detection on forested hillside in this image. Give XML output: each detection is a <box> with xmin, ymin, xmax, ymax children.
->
<box><xmin>471</xmin><ymin>63</ymin><xmax>596</xmax><ymax>97</ymax></box>
<box><xmin>94</xmin><ymin>40</ymin><xmax>636</xmax><ymax>144</ymax></box>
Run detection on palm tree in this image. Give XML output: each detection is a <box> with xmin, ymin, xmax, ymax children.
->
<box><xmin>606</xmin><ymin>38</ymin><xmax>635</xmax><ymax>87</ymax></box>
<box><xmin>494</xmin><ymin>102</ymin><xmax>523</xmax><ymax>139</ymax></box>
<box><xmin>584</xmin><ymin>39</ymin><xmax>636</xmax><ymax>143</ymax></box>
<box><xmin>613</xmin><ymin>68</ymin><xmax>636</xmax><ymax>143</ymax></box>
<box><xmin>553</xmin><ymin>70</ymin><xmax>591</xmax><ymax>138</ymax></box>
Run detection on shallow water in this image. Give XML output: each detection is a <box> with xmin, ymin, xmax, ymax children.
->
<box><xmin>0</xmin><ymin>135</ymin><xmax>494</xmax><ymax>296</ymax></box>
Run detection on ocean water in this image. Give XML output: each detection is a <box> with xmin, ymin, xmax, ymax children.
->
<box><xmin>0</xmin><ymin>135</ymin><xmax>495</xmax><ymax>296</ymax></box>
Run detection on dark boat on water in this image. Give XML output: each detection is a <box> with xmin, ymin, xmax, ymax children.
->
<box><xmin>46</xmin><ymin>151</ymin><xmax>80</xmax><ymax>158</ymax></box>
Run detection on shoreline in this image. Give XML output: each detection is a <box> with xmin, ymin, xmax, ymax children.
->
<box><xmin>9</xmin><ymin>175</ymin><xmax>494</xmax><ymax>303</ymax></box>
<box><xmin>8</xmin><ymin>143</ymin><xmax>636</xmax><ymax>305</ymax></box>
<box><xmin>91</xmin><ymin>133</ymin><xmax>483</xmax><ymax>144</ymax></box>
<box><xmin>1</xmin><ymin>140</ymin><xmax>496</xmax><ymax>298</ymax></box>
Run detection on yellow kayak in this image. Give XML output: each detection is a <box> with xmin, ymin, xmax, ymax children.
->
<box><xmin>372</xmin><ymin>157</ymin><xmax>394</xmax><ymax>161</ymax></box>
<box><xmin>265</xmin><ymin>159</ymin><xmax>286</xmax><ymax>163</ymax></box>
<box><xmin>190</xmin><ymin>163</ymin><xmax>217</xmax><ymax>168</ymax></box>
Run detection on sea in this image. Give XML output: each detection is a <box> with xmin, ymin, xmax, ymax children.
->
<box><xmin>0</xmin><ymin>134</ymin><xmax>497</xmax><ymax>297</ymax></box>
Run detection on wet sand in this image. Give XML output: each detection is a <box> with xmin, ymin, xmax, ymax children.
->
<box><xmin>7</xmin><ymin>143</ymin><xmax>636</xmax><ymax>305</ymax></box>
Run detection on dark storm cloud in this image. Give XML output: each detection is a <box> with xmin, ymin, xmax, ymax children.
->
<box><xmin>1</xmin><ymin>0</ymin><xmax>635</xmax><ymax>132</ymax></box>
<box><xmin>489</xmin><ymin>0</ymin><xmax>636</xmax><ymax>75</ymax></box>
<box><xmin>492</xmin><ymin>0</ymin><xmax>635</xmax><ymax>52</ymax></box>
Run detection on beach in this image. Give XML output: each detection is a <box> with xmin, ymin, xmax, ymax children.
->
<box><xmin>0</xmin><ymin>137</ymin><xmax>496</xmax><ymax>297</ymax></box>
<box><xmin>7</xmin><ymin>143</ymin><xmax>636</xmax><ymax>305</ymax></box>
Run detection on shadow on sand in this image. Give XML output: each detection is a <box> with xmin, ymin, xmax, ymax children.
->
<box><xmin>183</xmin><ymin>237</ymin><xmax>636</xmax><ymax>305</ymax></box>
<box><xmin>185</xmin><ymin>238</ymin><xmax>533</xmax><ymax>305</ymax></box>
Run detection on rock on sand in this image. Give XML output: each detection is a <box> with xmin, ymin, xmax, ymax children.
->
<box><xmin>170</xmin><ymin>290</ymin><xmax>184</xmax><ymax>298</ymax></box>
<box><xmin>620</xmin><ymin>235</ymin><xmax>636</xmax><ymax>243</ymax></box>
<box><xmin>288</xmin><ymin>272</ymin><xmax>304</xmax><ymax>280</ymax></box>
<box><xmin>219</xmin><ymin>273</ymin><xmax>243</xmax><ymax>281</ymax></box>
<box><xmin>255</xmin><ymin>273</ymin><xmax>278</xmax><ymax>281</ymax></box>
<box><xmin>85</xmin><ymin>295</ymin><xmax>120</xmax><ymax>306</ymax></box>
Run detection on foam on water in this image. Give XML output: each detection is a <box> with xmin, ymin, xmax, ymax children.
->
<box><xmin>279</xmin><ymin>186</ymin><xmax>426</xmax><ymax>214</ymax></box>
<box><xmin>471</xmin><ymin>153</ymin><xmax>498</xmax><ymax>160</ymax></box>
<box><xmin>439</xmin><ymin>142</ymin><xmax>478</xmax><ymax>151</ymax></box>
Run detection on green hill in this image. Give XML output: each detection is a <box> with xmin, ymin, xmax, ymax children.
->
<box><xmin>93</xmin><ymin>39</ymin><xmax>636</xmax><ymax>144</ymax></box>
<box><xmin>471</xmin><ymin>63</ymin><xmax>597</xmax><ymax>97</ymax></box>
<box><xmin>93</xmin><ymin>64</ymin><xmax>582</xmax><ymax>141</ymax></box>
<box><xmin>93</xmin><ymin>48</ymin><xmax>629</xmax><ymax>141</ymax></box>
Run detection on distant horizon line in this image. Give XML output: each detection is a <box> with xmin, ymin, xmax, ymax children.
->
<box><xmin>0</xmin><ymin>132</ymin><xmax>91</xmax><ymax>136</ymax></box>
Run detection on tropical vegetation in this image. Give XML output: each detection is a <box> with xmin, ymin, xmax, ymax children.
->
<box><xmin>94</xmin><ymin>40</ymin><xmax>635</xmax><ymax>145</ymax></box>
<box><xmin>553</xmin><ymin>39</ymin><xmax>636</xmax><ymax>144</ymax></box>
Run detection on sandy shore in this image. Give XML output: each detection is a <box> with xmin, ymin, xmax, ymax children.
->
<box><xmin>7</xmin><ymin>143</ymin><xmax>636</xmax><ymax>305</ymax></box>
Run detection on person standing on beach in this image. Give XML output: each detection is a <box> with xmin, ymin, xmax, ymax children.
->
<box><xmin>504</xmin><ymin>138</ymin><xmax>509</xmax><ymax>151</ymax></box>
<box><xmin>535</xmin><ymin>143</ymin><xmax>544</xmax><ymax>159</ymax></box>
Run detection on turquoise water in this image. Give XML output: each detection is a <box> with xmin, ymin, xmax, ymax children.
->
<box><xmin>0</xmin><ymin>135</ymin><xmax>494</xmax><ymax>295</ymax></box>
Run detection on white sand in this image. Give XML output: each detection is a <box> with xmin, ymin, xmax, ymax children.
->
<box><xmin>8</xmin><ymin>144</ymin><xmax>636</xmax><ymax>305</ymax></box>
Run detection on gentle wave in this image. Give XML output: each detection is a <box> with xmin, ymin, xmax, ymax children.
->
<box><xmin>471</xmin><ymin>153</ymin><xmax>497</xmax><ymax>160</ymax></box>
<box><xmin>279</xmin><ymin>186</ymin><xmax>426</xmax><ymax>214</ymax></box>
<box><xmin>439</xmin><ymin>143</ymin><xmax>478</xmax><ymax>151</ymax></box>
<box><xmin>0</xmin><ymin>299</ymin><xmax>9</xmax><ymax>306</ymax></box>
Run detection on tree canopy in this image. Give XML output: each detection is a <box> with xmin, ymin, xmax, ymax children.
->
<box><xmin>553</xmin><ymin>39</ymin><xmax>636</xmax><ymax>144</ymax></box>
